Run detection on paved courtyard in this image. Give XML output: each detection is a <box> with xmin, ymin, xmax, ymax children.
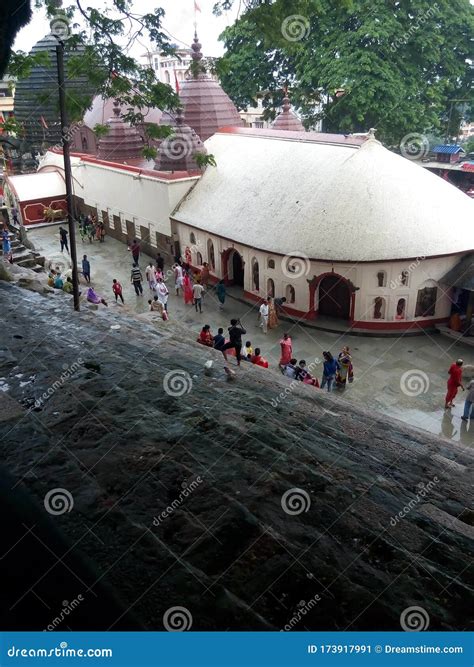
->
<box><xmin>28</xmin><ymin>224</ymin><xmax>474</xmax><ymax>446</ymax></box>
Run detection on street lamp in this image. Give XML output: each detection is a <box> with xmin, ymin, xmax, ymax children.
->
<box><xmin>52</xmin><ymin>25</ymin><xmax>80</xmax><ymax>311</ymax></box>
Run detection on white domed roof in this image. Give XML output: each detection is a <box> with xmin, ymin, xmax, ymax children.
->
<box><xmin>83</xmin><ymin>96</ymin><xmax>163</xmax><ymax>129</ymax></box>
<box><xmin>173</xmin><ymin>129</ymin><xmax>474</xmax><ymax>261</ymax></box>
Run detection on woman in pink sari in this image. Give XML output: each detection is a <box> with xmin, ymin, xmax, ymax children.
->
<box><xmin>183</xmin><ymin>272</ymin><xmax>194</xmax><ymax>305</ymax></box>
<box><xmin>279</xmin><ymin>333</ymin><xmax>292</xmax><ymax>369</ymax></box>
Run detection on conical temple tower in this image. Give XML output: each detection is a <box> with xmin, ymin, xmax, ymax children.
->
<box><xmin>272</xmin><ymin>92</ymin><xmax>304</xmax><ymax>132</ymax></box>
<box><xmin>154</xmin><ymin>107</ymin><xmax>206</xmax><ymax>172</ymax></box>
<box><xmin>178</xmin><ymin>31</ymin><xmax>243</xmax><ymax>141</ymax></box>
<box><xmin>97</xmin><ymin>100</ymin><xmax>145</xmax><ymax>162</ymax></box>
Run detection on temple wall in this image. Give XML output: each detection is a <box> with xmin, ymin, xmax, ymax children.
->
<box><xmin>172</xmin><ymin>219</ymin><xmax>459</xmax><ymax>331</ymax></box>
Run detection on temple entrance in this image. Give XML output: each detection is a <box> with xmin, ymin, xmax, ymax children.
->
<box><xmin>318</xmin><ymin>274</ymin><xmax>351</xmax><ymax>319</ymax></box>
<box><xmin>230</xmin><ymin>249</ymin><xmax>244</xmax><ymax>287</ymax></box>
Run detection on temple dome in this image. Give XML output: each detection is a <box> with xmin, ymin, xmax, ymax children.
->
<box><xmin>13</xmin><ymin>34</ymin><xmax>94</xmax><ymax>148</ymax></box>
<box><xmin>97</xmin><ymin>101</ymin><xmax>144</xmax><ymax>161</ymax></box>
<box><xmin>83</xmin><ymin>95</ymin><xmax>163</xmax><ymax>130</ymax></box>
<box><xmin>272</xmin><ymin>94</ymin><xmax>304</xmax><ymax>132</ymax></box>
<box><xmin>172</xmin><ymin>128</ymin><xmax>474</xmax><ymax>262</ymax></box>
<box><xmin>154</xmin><ymin>108</ymin><xmax>206</xmax><ymax>172</ymax></box>
<box><xmin>178</xmin><ymin>32</ymin><xmax>243</xmax><ymax>141</ymax></box>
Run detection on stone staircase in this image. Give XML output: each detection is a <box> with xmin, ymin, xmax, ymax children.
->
<box><xmin>1</xmin><ymin>232</ymin><xmax>45</xmax><ymax>273</ymax></box>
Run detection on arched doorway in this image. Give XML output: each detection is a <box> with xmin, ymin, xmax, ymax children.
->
<box><xmin>232</xmin><ymin>250</ymin><xmax>244</xmax><ymax>286</ymax></box>
<box><xmin>318</xmin><ymin>274</ymin><xmax>351</xmax><ymax>320</ymax></box>
<box><xmin>222</xmin><ymin>248</ymin><xmax>244</xmax><ymax>287</ymax></box>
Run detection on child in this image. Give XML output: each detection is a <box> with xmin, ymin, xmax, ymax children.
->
<box><xmin>243</xmin><ymin>341</ymin><xmax>253</xmax><ymax>359</ymax></box>
<box><xmin>112</xmin><ymin>278</ymin><xmax>124</xmax><ymax>304</ymax></box>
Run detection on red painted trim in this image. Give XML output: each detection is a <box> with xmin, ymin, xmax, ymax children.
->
<box><xmin>241</xmin><ymin>289</ymin><xmax>448</xmax><ymax>330</ymax></box>
<box><xmin>172</xmin><ymin>219</ymin><xmax>472</xmax><ymax>264</ymax></box>
<box><xmin>49</xmin><ymin>147</ymin><xmax>201</xmax><ymax>181</ymax></box>
<box><xmin>352</xmin><ymin>317</ymin><xmax>448</xmax><ymax>330</ymax></box>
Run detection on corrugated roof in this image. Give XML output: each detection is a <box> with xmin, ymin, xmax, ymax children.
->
<box><xmin>440</xmin><ymin>254</ymin><xmax>474</xmax><ymax>290</ymax></box>
<box><xmin>432</xmin><ymin>145</ymin><xmax>465</xmax><ymax>154</ymax></box>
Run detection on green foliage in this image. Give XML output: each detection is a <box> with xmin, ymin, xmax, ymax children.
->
<box><xmin>464</xmin><ymin>137</ymin><xmax>474</xmax><ymax>155</ymax></box>
<box><xmin>142</xmin><ymin>145</ymin><xmax>158</xmax><ymax>160</ymax></box>
<box><xmin>92</xmin><ymin>124</ymin><xmax>110</xmax><ymax>138</ymax></box>
<box><xmin>5</xmin><ymin>0</ymin><xmax>181</xmax><ymax>151</ymax></box>
<box><xmin>217</xmin><ymin>0</ymin><xmax>474</xmax><ymax>145</ymax></box>
<box><xmin>194</xmin><ymin>153</ymin><xmax>217</xmax><ymax>169</ymax></box>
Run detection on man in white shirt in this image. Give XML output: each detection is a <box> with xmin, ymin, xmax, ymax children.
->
<box><xmin>193</xmin><ymin>282</ymin><xmax>205</xmax><ymax>313</ymax></box>
<box><xmin>259</xmin><ymin>299</ymin><xmax>269</xmax><ymax>334</ymax></box>
<box><xmin>461</xmin><ymin>378</ymin><xmax>474</xmax><ymax>421</ymax></box>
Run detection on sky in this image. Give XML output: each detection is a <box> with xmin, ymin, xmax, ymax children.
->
<box><xmin>13</xmin><ymin>0</ymin><xmax>240</xmax><ymax>59</ymax></box>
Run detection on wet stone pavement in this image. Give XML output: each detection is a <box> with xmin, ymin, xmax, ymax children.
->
<box><xmin>28</xmin><ymin>224</ymin><xmax>474</xmax><ymax>446</ymax></box>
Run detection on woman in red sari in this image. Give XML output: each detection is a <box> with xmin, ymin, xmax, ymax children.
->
<box><xmin>197</xmin><ymin>325</ymin><xmax>214</xmax><ymax>347</ymax></box>
<box><xmin>279</xmin><ymin>333</ymin><xmax>293</xmax><ymax>369</ymax></box>
<box><xmin>183</xmin><ymin>272</ymin><xmax>194</xmax><ymax>305</ymax></box>
<box><xmin>445</xmin><ymin>359</ymin><xmax>464</xmax><ymax>409</ymax></box>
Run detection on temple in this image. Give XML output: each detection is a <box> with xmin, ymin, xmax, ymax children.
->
<box><xmin>4</xmin><ymin>30</ymin><xmax>474</xmax><ymax>334</ymax></box>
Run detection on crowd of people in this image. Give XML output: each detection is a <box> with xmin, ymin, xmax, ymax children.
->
<box><xmin>78</xmin><ymin>214</ymin><xmax>106</xmax><ymax>244</ymax></box>
<box><xmin>196</xmin><ymin>318</ymin><xmax>355</xmax><ymax>392</ymax></box>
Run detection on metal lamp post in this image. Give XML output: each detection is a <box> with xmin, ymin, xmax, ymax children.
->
<box><xmin>54</xmin><ymin>34</ymin><xmax>80</xmax><ymax>311</ymax></box>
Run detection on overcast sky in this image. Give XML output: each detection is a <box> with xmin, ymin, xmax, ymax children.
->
<box><xmin>13</xmin><ymin>0</ymin><xmax>240</xmax><ymax>59</ymax></box>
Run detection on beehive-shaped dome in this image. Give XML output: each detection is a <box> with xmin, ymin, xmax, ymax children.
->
<box><xmin>272</xmin><ymin>94</ymin><xmax>304</xmax><ymax>132</ymax></box>
<box><xmin>97</xmin><ymin>100</ymin><xmax>144</xmax><ymax>162</ymax></box>
<box><xmin>13</xmin><ymin>34</ymin><xmax>94</xmax><ymax>148</ymax></box>
<box><xmin>178</xmin><ymin>31</ymin><xmax>243</xmax><ymax>141</ymax></box>
<box><xmin>154</xmin><ymin>108</ymin><xmax>206</xmax><ymax>172</ymax></box>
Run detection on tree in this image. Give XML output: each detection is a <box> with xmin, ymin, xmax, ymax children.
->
<box><xmin>215</xmin><ymin>0</ymin><xmax>474</xmax><ymax>145</ymax></box>
<box><xmin>3</xmin><ymin>0</ymin><xmax>183</xmax><ymax>157</ymax></box>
